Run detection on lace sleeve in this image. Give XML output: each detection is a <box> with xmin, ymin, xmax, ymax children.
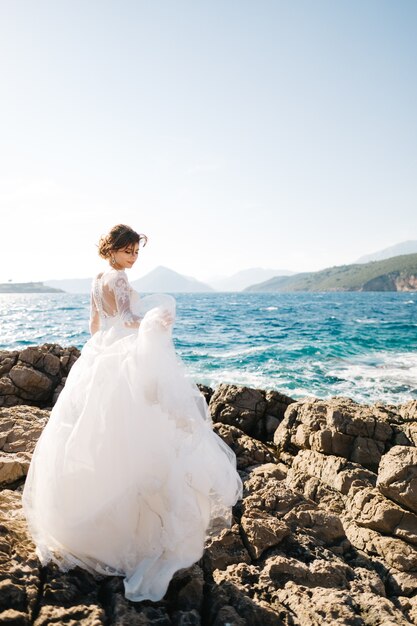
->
<box><xmin>110</xmin><ymin>272</ymin><xmax>141</xmax><ymax>328</ymax></box>
<box><xmin>89</xmin><ymin>290</ymin><xmax>100</xmax><ymax>335</ymax></box>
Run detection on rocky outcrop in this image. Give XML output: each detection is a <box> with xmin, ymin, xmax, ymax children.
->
<box><xmin>1</xmin><ymin>370</ymin><xmax>417</xmax><ymax>624</ymax></box>
<box><xmin>0</xmin><ymin>406</ymin><xmax>49</xmax><ymax>487</ymax></box>
<box><xmin>209</xmin><ymin>383</ymin><xmax>294</xmax><ymax>442</ymax></box>
<box><xmin>0</xmin><ymin>345</ymin><xmax>80</xmax><ymax>408</ymax></box>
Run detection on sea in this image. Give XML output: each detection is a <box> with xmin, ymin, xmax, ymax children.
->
<box><xmin>1</xmin><ymin>291</ymin><xmax>416</xmax><ymax>405</ymax></box>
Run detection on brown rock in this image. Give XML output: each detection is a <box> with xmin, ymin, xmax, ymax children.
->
<box><xmin>0</xmin><ymin>344</ymin><xmax>80</xmax><ymax>408</ymax></box>
<box><xmin>203</xmin><ymin>524</ymin><xmax>251</xmax><ymax>572</ymax></box>
<box><xmin>213</xmin><ymin>422</ymin><xmax>277</xmax><ymax>469</ymax></box>
<box><xmin>276</xmin><ymin>582</ymin><xmax>410</xmax><ymax>626</ymax></box>
<box><xmin>262</xmin><ymin>553</ymin><xmax>352</xmax><ymax>589</ymax></box>
<box><xmin>0</xmin><ymin>490</ymin><xmax>40</xmax><ymax>622</ymax></box>
<box><xmin>241</xmin><ymin>513</ymin><xmax>290</xmax><ymax>559</ymax></box>
<box><xmin>0</xmin><ymin>406</ymin><xmax>49</xmax><ymax>487</ymax></box>
<box><xmin>209</xmin><ymin>384</ymin><xmax>267</xmax><ymax>435</ymax></box>
<box><xmin>343</xmin><ymin>518</ymin><xmax>417</xmax><ymax>572</ymax></box>
<box><xmin>274</xmin><ymin>397</ymin><xmax>394</xmax><ymax>470</ymax></box>
<box><xmin>210</xmin><ymin>563</ymin><xmax>289</xmax><ymax>625</ymax></box>
<box><xmin>209</xmin><ymin>383</ymin><xmax>293</xmax><ymax>442</ymax></box>
<box><xmin>9</xmin><ymin>366</ymin><xmax>52</xmax><ymax>402</ymax></box>
<box><xmin>289</xmin><ymin>449</ymin><xmax>377</xmax><ymax>495</ymax></box>
<box><xmin>346</xmin><ymin>486</ymin><xmax>417</xmax><ymax>545</ymax></box>
<box><xmin>0</xmin><ymin>352</ymin><xmax>18</xmax><ymax>376</ymax></box>
<box><xmin>377</xmin><ymin>445</ymin><xmax>417</xmax><ymax>514</ymax></box>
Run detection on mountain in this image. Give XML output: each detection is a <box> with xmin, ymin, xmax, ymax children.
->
<box><xmin>0</xmin><ymin>282</ymin><xmax>64</xmax><ymax>294</ymax></box>
<box><xmin>44</xmin><ymin>267</ymin><xmax>214</xmax><ymax>294</ymax></box>
<box><xmin>44</xmin><ymin>278</ymin><xmax>92</xmax><ymax>294</ymax></box>
<box><xmin>356</xmin><ymin>240</ymin><xmax>417</xmax><ymax>264</ymax></box>
<box><xmin>244</xmin><ymin>253</ymin><xmax>417</xmax><ymax>292</ymax></box>
<box><xmin>131</xmin><ymin>266</ymin><xmax>214</xmax><ymax>292</ymax></box>
<box><xmin>206</xmin><ymin>267</ymin><xmax>294</xmax><ymax>291</ymax></box>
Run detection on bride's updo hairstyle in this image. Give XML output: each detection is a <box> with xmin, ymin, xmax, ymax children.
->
<box><xmin>98</xmin><ymin>224</ymin><xmax>148</xmax><ymax>259</ymax></box>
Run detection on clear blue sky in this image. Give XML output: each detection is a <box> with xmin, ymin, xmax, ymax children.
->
<box><xmin>0</xmin><ymin>0</ymin><xmax>416</xmax><ymax>282</ymax></box>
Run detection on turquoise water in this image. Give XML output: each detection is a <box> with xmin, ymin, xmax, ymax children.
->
<box><xmin>1</xmin><ymin>291</ymin><xmax>416</xmax><ymax>404</ymax></box>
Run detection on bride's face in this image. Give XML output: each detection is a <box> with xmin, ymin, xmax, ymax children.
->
<box><xmin>112</xmin><ymin>243</ymin><xmax>140</xmax><ymax>270</ymax></box>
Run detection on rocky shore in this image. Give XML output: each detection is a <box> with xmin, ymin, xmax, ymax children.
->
<box><xmin>1</xmin><ymin>344</ymin><xmax>417</xmax><ymax>625</ymax></box>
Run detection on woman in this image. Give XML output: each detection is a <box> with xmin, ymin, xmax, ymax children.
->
<box><xmin>22</xmin><ymin>224</ymin><xmax>243</xmax><ymax>602</ymax></box>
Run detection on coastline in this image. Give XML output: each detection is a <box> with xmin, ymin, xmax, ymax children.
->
<box><xmin>1</xmin><ymin>344</ymin><xmax>417</xmax><ymax>624</ymax></box>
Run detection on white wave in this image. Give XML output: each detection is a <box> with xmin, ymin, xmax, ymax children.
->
<box><xmin>185</xmin><ymin>344</ymin><xmax>272</xmax><ymax>359</ymax></box>
<box><xmin>327</xmin><ymin>351</ymin><xmax>417</xmax><ymax>403</ymax></box>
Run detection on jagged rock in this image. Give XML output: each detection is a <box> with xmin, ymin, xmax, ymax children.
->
<box><xmin>346</xmin><ymin>485</ymin><xmax>417</xmax><ymax>545</ymax></box>
<box><xmin>377</xmin><ymin>445</ymin><xmax>417</xmax><ymax>514</ymax></box>
<box><xmin>203</xmin><ymin>524</ymin><xmax>251</xmax><ymax>572</ymax></box>
<box><xmin>241</xmin><ymin>513</ymin><xmax>290</xmax><ymax>560</ymax></box>
<box><xmin>289</xmin><ymin>448</ymin><xmax>377</xmax><ymax>495</ymax></box>
<box><xmin>0</xmin><ymin>345</ymin><xmax>80</xmax><ymax>408</ymax></box>
<box><xmin>0</xmin><ymin>490</ymin><xmax>40</xmax><ymax>623</ymax></box>
<box><xmin>0</xmin><ymin>406</ymin><xmax>49</xmax><ymax>487</ymax></box>
<box><xmin>2</xmin><ymin>368</ymin><xmax>417</xmax><ymax>624</ymax></box>
<box><xmin>274</xmin><ymin>397</ymin><xmax>395</xmax><ymax>470</ymax></box>
<box><xmin>209</xmin><ymin>563</ymin><xmax>289</xmax><ymax>625</ymax></box>
<box><xmin>276</xmin><ymin>583</ymin><xmax>410</xmax><ymax>626</ymax></box>
<box><xmin>213</xmin><ymin>422</ymin><xmax>278</xmax><ymax>469</ymax></box>
<box><xmin>209</xmin><ymin>383</ymin><xmax>294</xmax><ymax>442</ymax></box>
<box><xmin>343</xmin><ymin>518</ymin><xmax>417</xmax><ymax>572</ymax></box>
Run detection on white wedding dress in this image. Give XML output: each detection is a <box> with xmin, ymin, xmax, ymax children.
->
<box><xmin>22</xmin><ymin>268</ymin><xmax>243</xmax><ymax>602</ymax></box>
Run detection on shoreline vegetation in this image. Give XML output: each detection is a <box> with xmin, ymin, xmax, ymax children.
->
<box><xmin>1</xmin><ymin>343</ymin><xmax>417</xmax><ymax>623</ymax></box>
<box><xmin>245</xmin><ymin>252</ymin><xmax>417</xmax><ymax>292</ymax></box>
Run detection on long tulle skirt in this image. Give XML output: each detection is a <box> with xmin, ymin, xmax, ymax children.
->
<box><xmin>22</xmin><ymin>294</ymin><xmax>243</xmax><ymax>601</ymax></box>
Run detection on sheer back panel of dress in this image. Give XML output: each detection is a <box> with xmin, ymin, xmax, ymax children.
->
<box><xmin>91</xmin><ymin>269</ymin><xmax>140</xmax><ymax>330</ymax></box>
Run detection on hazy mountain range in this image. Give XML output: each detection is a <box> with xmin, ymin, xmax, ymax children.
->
<box><xmin>206</xmin><ymin>267</ymin><xmax>294</xmax><ymax>291</ymax></box>
<box><xmin>355</xmin><ymin>240</ymin><xmax>417</xmax><ymax>264</ymax></box>
<box><xmin>2</xmin><ymin>241</ymin><xmax>416</xmax><ymax>294</ymax></box>
<box><xmin>43</xmin><ymin>266</ymin><xmax>293</xmax><ymax>294</ymax></box>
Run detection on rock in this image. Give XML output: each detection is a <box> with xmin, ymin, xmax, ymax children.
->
<box><xmin>203</xmin><ymin>524</ymin><xmax>251</xmax><ymax>572</ymax></box>
<box><xmin>196</xmin><ymin>383</ymin><xmax>213</xmax><ymax>405</ymax></box>
<box><xmin>210</xmin><ymin>384</ymin><xmax>267</xmax><ymax>434</ymax></box>
<box><xmin>289</xmin><ymin>448</ymin><xmax>377</xmax><ymax>495</ymax></box>
<box><xmin>209</xmin><ymin>383</ymin><xmax>294</xmax><ymax>442</ymax></box>
<box><xmin>0</xmin><ymin>352</ymin><xmax>18</xmax><ymax>376</ymax></box>
<box><xmin>275</xmin><ymin>397</ymin><xmax>397</xmax><ymax>471</ymax></box>
<box><xmin>0</xmin><ymin>345</ymin><xmax>80</xmax><ymax>408</ymax></box>
<box><xmin>241</xmin><ymin>513</ymin><xmax>290</xmax><ymax>559</ymax></box>
<box><xmin>0</xmin><ymin>489</ymin><xmax>40</xmax><ymax>623</ymax></box>
<box><xmin>346</xmin><ymin>485</ymin><xmax>417</xmax><ymax>545</ymax></box>
<box><xmin>0</xmin><ymin>406</ymin><xmax>49</xmax><ymax>487</ymax></box>
<box><xmin>343</xmin><ymin>518</ymin><xmax>417</xmax><ymax>572</ymax></box>
<box><xmin>209</xmin><ymin>563</ymin><xmax>288</xmax><ymax>625</ymax></box>
<box><xmin>377</xmin><ymin>445</ymin><xmax>417</xmax><ymax>514</ymax></box>
<box><xmin>213</xmin><ymin>422</ymin><xmax>278</xmax><ymax>469</ymax></box>
<box><xmin>164</xmin><ymin>564</ymin><xmax>204</xmax><ymax>613</ymax></box>
<box><xmin>2</xmin><ymin>362</ymin><xmax>417</xmax><ymax>624</ymax></box>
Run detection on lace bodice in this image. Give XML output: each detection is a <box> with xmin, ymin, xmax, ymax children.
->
<box><xmin>89</xmin><ymin>269</ymin><xmax>141</xmax><ymax>334</ymax></box>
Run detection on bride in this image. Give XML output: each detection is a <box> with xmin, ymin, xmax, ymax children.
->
<box><xmin>22</xmin><ymin>224</ymin><xmax>243</xmax><ymax>602</ymax></box>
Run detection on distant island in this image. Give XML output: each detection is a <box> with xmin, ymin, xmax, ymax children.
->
<box><xmin>0</xmin><ymin>282</ymin><xmax>65</xmax><ymax>294</ymax></box>
<box><xmin>244</xmin><ymin>253</ymin><xmax>417</xmax><ymax>292</ymax></box>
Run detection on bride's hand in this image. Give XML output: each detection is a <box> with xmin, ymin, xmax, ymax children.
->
<box><xmin>159</xmin><ymin>311</ymin><xmax>174</xmax><ymax>329</ymax></box>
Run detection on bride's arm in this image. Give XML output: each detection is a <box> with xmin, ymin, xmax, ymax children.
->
<box><xmin>112</xmin><ymin>272</ymin><xmax>142</xmax><ymax>328</ymax></box>
<box><xmin>89</xmin><ymin>292</ymin><xmax>100</xmax><ymax>335</ymax></box>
